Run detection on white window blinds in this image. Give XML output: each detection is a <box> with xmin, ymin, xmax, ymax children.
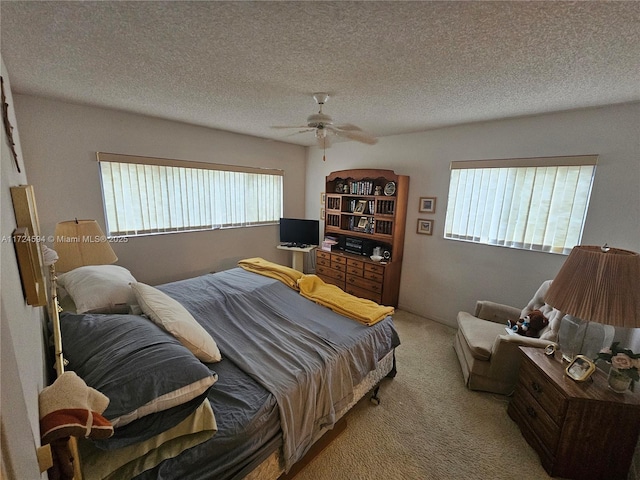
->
<box><xmin>444</xmin><ymin>155</ymin><xmax>597</xmax><ymax>255</ymax></box>
<box><xmin>97</xmin><ymin>153</ymin><xmax>283</xmax><ymax>237</ymax></box>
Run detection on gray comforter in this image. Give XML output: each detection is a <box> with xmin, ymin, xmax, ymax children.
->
<box><xmin>159</xmin><ymin>268</ymin><xmax>398</xmax><ymax>471</ymax></box>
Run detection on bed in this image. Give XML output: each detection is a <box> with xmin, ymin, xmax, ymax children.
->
<box><xmin>54</xmin><ymin>263</ymin><xmax>400</xmax><ymax>480</ymax></box>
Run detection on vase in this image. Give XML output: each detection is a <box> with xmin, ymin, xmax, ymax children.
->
<box><xmin>607</xmin><ymin>367</ymin><xmax>632</xmax><ymax>393</ymax></box>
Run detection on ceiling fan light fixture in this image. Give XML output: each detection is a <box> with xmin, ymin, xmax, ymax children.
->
<box><xmin>271</xmin><ymin>92</ymin><xmax>377</xmax><ymax>148</ymax></box>
<box><xmin>312</xmin><ymin>92</ymin><xmax>330</xmax><ymax>105</ymax></box>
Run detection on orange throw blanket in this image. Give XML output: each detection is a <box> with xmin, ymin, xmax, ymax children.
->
<box><xmin>238</xmin><ymin>257</ymin><xmax>303</xmax><ymax>290</ymax></box>
<box><xmin>298</xmin><ymin>274</ymin><xmax>394</xmax><ymax>326</ymax></box>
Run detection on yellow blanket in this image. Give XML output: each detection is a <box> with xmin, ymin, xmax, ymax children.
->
<box><xmin>298</xmin><ymin>274</ymin><xmax>394</xmax><ymax>326</ymax></box>
<box><xmin>238</xmin><ymin>257</ymin><xmax>303</xmax><ymax>290</ymax></box>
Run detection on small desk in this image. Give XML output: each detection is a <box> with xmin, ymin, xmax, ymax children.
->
<box><xmin>276</xmin><ymin>244</ymin><xmax>317</xmax><ymax>272</ymax></box>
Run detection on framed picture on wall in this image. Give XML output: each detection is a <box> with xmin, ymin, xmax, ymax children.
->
<box><xmin>419</xmin><ymin>197</ymin><xmax>436</xmax><ymax>213</ymax></box>
<box><xmin>417</xmin><ymin>219</ymin><xmax>433</xmax><ymax>235</ymax></box>
<box><xmin>321</xmin><ymin>192</ymin><xmax>326</xmax><ymax>205</ymax></box>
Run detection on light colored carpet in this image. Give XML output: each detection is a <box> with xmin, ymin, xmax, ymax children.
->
<box><xmin>294</xmin><ymin>310</ymin><xmax>552</xmax><ymax>480</ymax></box>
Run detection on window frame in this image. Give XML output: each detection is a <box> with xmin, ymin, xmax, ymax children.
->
<box><xmin>97</xmin><ymin>152</ymin><xmax>284</xmax><ymax>237</ymax></box>
<box><xmin>443</xmin><ymin>155</ymin><xmax>598</xmax><ymax>255</ymax></box>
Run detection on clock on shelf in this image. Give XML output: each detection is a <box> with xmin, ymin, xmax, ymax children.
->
<box><xmin>384</xmin><ymin>181</ymin><xmax>396</xmax><ymax>196</ymax></box>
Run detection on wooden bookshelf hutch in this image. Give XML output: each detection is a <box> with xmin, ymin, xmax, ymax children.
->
<box><xmin>316</xmin><ymin>169</ymin><xmax>409</xmax><ymax>307</ymax></box>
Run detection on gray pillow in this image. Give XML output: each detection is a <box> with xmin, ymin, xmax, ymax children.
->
<box><xmin>58</xmin><ymin>312</ymin><xmax>217</xmax><ymax>448</ymax></box>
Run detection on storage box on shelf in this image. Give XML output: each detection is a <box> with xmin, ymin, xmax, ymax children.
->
<box><xmin>317</xmin><ymin>169</ymin><xmax>409</xmax><ymax>307</ymax></box>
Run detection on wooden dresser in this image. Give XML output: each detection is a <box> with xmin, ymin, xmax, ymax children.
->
<box><xmin>508</xmin><ymin>347</ymin><xmax>640</xmax><ymax>480</ymax></box>
<box><xmin>316</xmin><ymin>250</ymin><xmax>390</xmax><ymax>305</ymax></box>
<box><xmin>319</xmin><ymin>169</ymin><xmax>409</xmax><ymax>307</ymax></box>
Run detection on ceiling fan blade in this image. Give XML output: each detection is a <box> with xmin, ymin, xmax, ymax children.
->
<box><xmin>329</xmin><ymin>126</ymin><xmax>378</xmax><ymax>145</ymax></box>
<box><xmin>335</xmin><ymin>124</ymin><xmax>363</xmax><ymax>131</ymax></box>
<box><xmin>279</xmin><ymin>128</ymin><xmax>315</xmax><ymax>138</ymax></box>
<box><xmin>271</xmin><ymin>125</ymin><xmax>310</xmax><ymax>129</ymax></box>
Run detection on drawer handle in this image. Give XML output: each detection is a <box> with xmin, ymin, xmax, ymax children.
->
<box><xmin>526</xmin><ymin>406</ymin><xmax>537</xmax><ymax>419</ymax></box>
<box><xmin>531</xmin><ymin>381</ymin><xmax>543</xmax><ymax>394</ymax></box>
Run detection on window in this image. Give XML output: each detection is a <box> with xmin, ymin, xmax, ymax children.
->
<box><xmin>444</xmin><ymin>155</ymin><xmax>597</xmax><ymax>255</ymax></box>
<box><xmin>97</xmin><ymin>152</ymin><xmax>283</xmax><ymax>237</ymax></box>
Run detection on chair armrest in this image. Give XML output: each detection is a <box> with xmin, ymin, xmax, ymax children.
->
<box><xmin>487</xmin><ymin>334</ymin><xmax>559</xmax><ymax>393</ymax></box>
<box><xmin>493</xmin><ymin>333</ymin><xmax>557</xmax><ymax>351</ymax></box>
<box><xmin>474</xmin><ymin>301</ymin><xmax>522</xmax><ymax>324</ymax></box>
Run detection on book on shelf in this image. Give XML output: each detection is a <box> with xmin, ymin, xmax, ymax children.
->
<box><xmin>321</xmin><ymin>235</ymin><xmax>338</xmax><ymax>252</ymax></box>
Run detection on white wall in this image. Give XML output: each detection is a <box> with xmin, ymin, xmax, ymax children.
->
<box><xmin>306</xmin><ymin>103</ymin><xmax>640</xmax><ymax>327</ymax></box>
<box><xmin>14</xmin><ymin>95</ymin><xmax>307</xmax><ymax>285</ymax></box>
<box><xmin>6</xmin><ymin>88</ymin><xmax>640</xmax><ymax>478</ymax></box>
<box><xmin>0</xmin><ymin>58</ymin><xmax>47</xmax><ymax>479</ymax></box>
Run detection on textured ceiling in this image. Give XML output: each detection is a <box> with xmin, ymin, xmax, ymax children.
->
<box><xmin>1</xmin><ymin>1</ymin><xmax>639</xmax><ymax>147</ymax></box>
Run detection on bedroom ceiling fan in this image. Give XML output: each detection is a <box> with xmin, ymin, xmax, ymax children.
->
<box><xmin>272</xmin><ymin>93</ymin><xmax>377</xmax><ymax>159</ymax></box>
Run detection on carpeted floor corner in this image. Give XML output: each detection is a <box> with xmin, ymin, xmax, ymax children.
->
<box><xmin>294</xmin><ymin>310</ymin><xmax>552</xmax><ymax>480</ymax></box>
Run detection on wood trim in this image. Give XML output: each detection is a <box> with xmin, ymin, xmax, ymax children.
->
<box><xmin>97</xmin><ymin>152</ymin><xmax>284</xmax><ymax>176</ymax></box>
<box><xmin>326</xmin><ymin>169</ymin><xmax>398</xmax><ymax>182</ymax></box>
<box><xmin>451</xmin><ymin>154</ymin><xmax>598</xmax><ymax>170</ymax></box>
<box><xmin>10</xmin><ymin>185</ymin><xmax>47</xmax><ymax>306</ymax></box>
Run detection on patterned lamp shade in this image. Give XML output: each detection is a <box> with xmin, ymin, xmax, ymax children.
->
<box><xmin>545</xmin><ymin>245</ymin><xmax>640</xmax><ymax>328</ymax></box>
<box><xmin>53</xmin><ymin>220</ymin><xmax>118</xmax><ymax>273</ymax></box>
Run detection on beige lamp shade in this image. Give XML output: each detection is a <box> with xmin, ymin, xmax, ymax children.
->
<box><xmin>53</xmin><ymin>220</ymin><xmax>118</xmax><ymax>273</ymax></box>
<box><xmin>545</xmin><ymin>245</ymin><xmax>640</xmax><ymax>328</ymax></box>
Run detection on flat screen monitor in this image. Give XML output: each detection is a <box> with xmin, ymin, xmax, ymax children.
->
<box><xmin>279</xmin><ymin>218</ymin><xmax>319</xmax><ymax>247</ymax></box>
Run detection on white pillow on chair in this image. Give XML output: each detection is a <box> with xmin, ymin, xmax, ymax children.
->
<box><xmin>519</xmin><ymin>279</ymin><xmax>562</xmax><ymax>341</ymax></box>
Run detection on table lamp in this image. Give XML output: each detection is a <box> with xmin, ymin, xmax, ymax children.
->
<box><xmin>53</xmin><ymin>219</ymin><xmax>118</xmax><ymax>273</ymax></box>
<box><xmin>545</xmin><ymin>245</ymin><xmax>640</xmax><ymax>361</ymax></box>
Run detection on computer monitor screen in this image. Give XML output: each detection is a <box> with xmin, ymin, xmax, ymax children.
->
<box><xmin>279</xmin><ymin>218</ymin><xmax>319</xmax><ymax>246</ymax></box>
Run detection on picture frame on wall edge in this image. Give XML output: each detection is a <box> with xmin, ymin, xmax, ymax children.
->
<box><xmin>417</xmin><ymin>219</ymin><xmax>433</xmax><ymax>235</ymax></box>
<box><xmin>419</xmin><ymin>197</ymin><xmax>436</xmax><ymax>213</ymax></box>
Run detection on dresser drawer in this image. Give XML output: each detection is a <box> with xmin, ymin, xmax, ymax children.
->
<box><xmin>316</xmin><ymin>255</ymin><xmax>331</xmax><ymax>267</ymax></box>
<box><xmin>318</xmin><ymin>273</ymin><xmax>345</xmax><ymax>288</ymax></box>
<box><xmin>331</xmin><ymin>255</ymin><xmax>347</xmax><ymax>265</ymax></box>
<box><xmin>331</xmin><ymin>262</ymin><xmax>347</xmax><ymax>273</ymax></box>
<box><xmin>346</xmin><ymin>262</ymin><xmax>364</xmax><ymax>276</ymax></box>
<box><xmin>316</xmin><ymin>265</ymin><xmax>345</xmax><ymax>282</ymax></box>
<box><xmin>316</xmin><ymin>251</ymin><xmax>331</xmax><ymax>261</ymax></box>
<box><xmin>519</xmin><ymin>358</ymin><xmax>566</xmax><ymax>424</ymax></box>
<box><xmin>363</xmin><ymin>269</ymin><xmax>383</xmax><ymax>282</ymax></box>
<box><xmin>364</xmin><ymin>263</ymin><xmax>385</xmax><ymax>276</ymax></box>
<box><xmin>345</xmin><ymin>284</ymin><xmax>382</xmax><ymax>304</ymax></box>
<box><xmin>346</xmin><ymin>258</ymin><xmax>364</xmax><ymax>268</ymax></box>
<box><xmin>511</xmin><ymin>381</ymin><xmax>560</xmax><ymax>456</ymax></box>
<box><xmin>346</xmin><ymin>274</ymin><xmax>382</xmax><ymax>293</ymax></box>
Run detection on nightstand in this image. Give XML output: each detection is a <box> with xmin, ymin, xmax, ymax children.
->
<box><xmin>508</xmin><ymin>346</ymin><xmax>640</xmax><ymax>480</ymax></box>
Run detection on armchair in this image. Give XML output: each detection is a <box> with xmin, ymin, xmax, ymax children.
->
<box><xmin>453</xmin><ymin>280</ymin><xmax>562</xmax><ymax>395</ymax></box>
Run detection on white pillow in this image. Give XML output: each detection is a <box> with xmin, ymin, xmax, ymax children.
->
<box><xmin>57</xmin><ymin>265</ymin><xmax>137</xmax><ymax>314</ymax></box>
<box><xmin>131</xmin><ymin>282</ymin><xmax>222</xmax><ymax>363</ymax></box>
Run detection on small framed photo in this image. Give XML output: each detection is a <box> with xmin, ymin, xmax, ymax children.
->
<box><xmin>320</xmin><ymin>192</ymin><xmax>326</xmax><ymax>205</ymax></box>
<box><xmin>565</xmin><ymin>355</ymin><xmax>596</xmax><ymax>382</ymax></box>
<box><xmin>320</xmin><ymin>207</ymin><xmax>325</xmax><ymax>220</ymax></box>
<box><xmin>417</xmin><ymin>219</ymin><xmax>433</xmax><ymax>235</ymax></box>
<box><xmin>419</xmin><ymin>197</ymin><xmax>436</xmax><ymax>213</ymax></box>
<box><xmin>357</xmin><ymin>217</ymin><xmax>368</xmax><ymax>229</ymax></box>
<box><xmin>354</xmin><ymin>200</ymin><xmax>368</xmax><ymax>214</ymax></box>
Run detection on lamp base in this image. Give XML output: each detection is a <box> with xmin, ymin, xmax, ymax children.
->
<box><xmin>558</xmin><ymin>315</ymin><xmax>589</xmax><ymax>362</ymax></box>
